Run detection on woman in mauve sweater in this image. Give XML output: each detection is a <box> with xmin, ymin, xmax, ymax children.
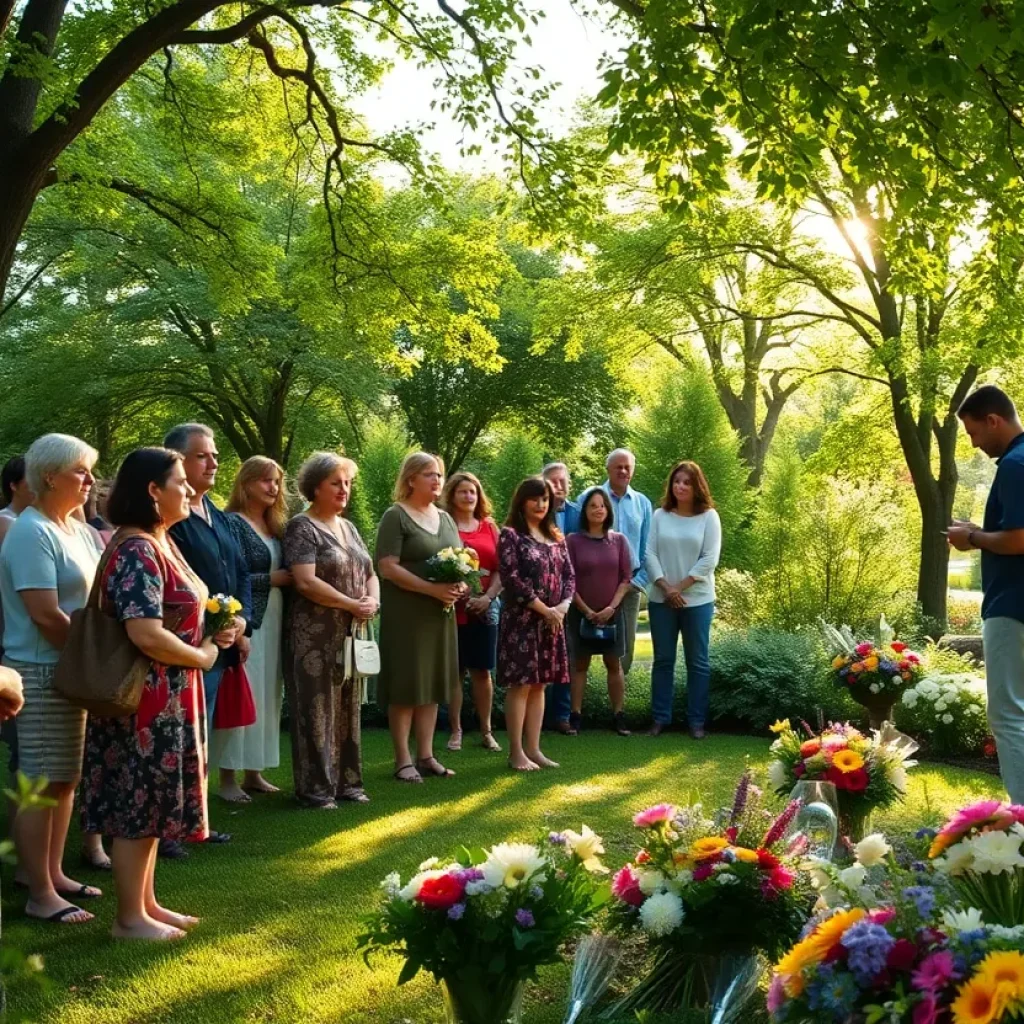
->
<box><xmin>565</xmin><ymin>489</ymin><xmax>633</xmax><ymax>736</ymax></box>
<box><xmin>644</xmin><ymin>460</ymin><xmax>722</xmax><ymax>740</ymax></box>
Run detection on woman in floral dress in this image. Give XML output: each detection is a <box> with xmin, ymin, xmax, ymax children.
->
<box><xmin>497</xmin><ymin>476</ymin><xmax>575</xmax><ymax>772</ymax></box>
<box><xmin>81</xmin><ymin>448</ymin><xmax>221</xmax><ymax>941</ymax></box>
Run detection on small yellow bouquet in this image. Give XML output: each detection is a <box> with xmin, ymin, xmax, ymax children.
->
<box><xmin>426</xmin><ymin>547</ymin><xmax>483</xmax><ymax>616</ymax></box>
<box><xmin>205</xmin><ymin>593</ymin><xmax>242</xmax><ymax>635</ymax></box>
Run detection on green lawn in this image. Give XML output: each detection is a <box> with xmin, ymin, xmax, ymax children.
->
<box><xmin>2</xmin><ymin>729</ymin><xmax>1004</xmax><ymax>1024</ymax></box>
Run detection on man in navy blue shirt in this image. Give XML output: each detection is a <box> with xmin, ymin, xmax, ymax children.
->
<box><xmin>163</xmin><ymin>423</ymin><xmax>253</xmax><ymax>852</ymax></box>
<box><xmin>951</xmin><ymin>385</ymin><xmax>1024</xmax><ymax>803</ymax></box>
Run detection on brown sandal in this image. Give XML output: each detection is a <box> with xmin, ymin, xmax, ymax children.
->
<box><xmin>415</xmin><ymin>757</ymin><xmax>455</xmax><ymax>778</ymax></box>
<box><xmin>393</xmin><ymin>764</ymin><xmax>423</xmax><ymax>784</ymax></box>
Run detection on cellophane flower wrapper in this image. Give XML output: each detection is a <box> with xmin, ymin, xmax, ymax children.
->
<box><xmin>771</xmin><ymin>817</ymin><xmax>1024</xmax><ymax>1024</ymax></box>
<box><xmin>426</xmin><ymin>547</ymin><xmax>484</xmax><ymax>615</ymax></box>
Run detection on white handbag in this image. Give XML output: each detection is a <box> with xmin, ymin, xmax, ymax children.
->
<box><xmin>340</xmin><ymin>619</ymin><xmax>380</xmax><ymax>680</ymax></box>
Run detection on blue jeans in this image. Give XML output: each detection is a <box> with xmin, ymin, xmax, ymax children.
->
<box><xmin>203</xmin><ymin>664</ymin><xmax>225</xmax><ymax>737</ymax></box>
<box><xmin>649</xmin><ymin>601</ymin><xmax>714</xmax><ymax>727</ymax></box>
<box><xmin>547</xmin><ymin>682</ymin><xmax>572</xmax><ymax>724</ymax></box>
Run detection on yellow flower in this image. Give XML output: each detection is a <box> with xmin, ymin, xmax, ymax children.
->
<box><xmin>228</xmin><ymin>598</ymin><xmax>242</xmax><ymax>614</ymax></box>
<box><xmin>731</xmin><ymin>847</ymin><xmax>760</xmax><ymax>863</ymax></box>
<box><xmin>690</xmin><ymin>836</ymin><xmax>729</xmax><ymax>861</ymax></box>
<box><xmin>831</xmin><ymin>749</ymin><xmax>865</xmax><ymax>774</ymax></box>
<box><xmin>205</xmin><ymin>598</ymin><xmax>220</xmax><ymax>613</ymax></box>
<box><xmin>978</xmin><ymin>952</ymin><xmax>1024</xmax><ymax>1000</ymax></box>
<box><xmin>864</xmin><ymin>655</ymin><xmax>879</xmax><ymax>670</ymax></box>
<box><xmin>769</xmin><ymin>718</ymin><xmax>791</xmax><ymax>734</ymax></box>
<box><xmin>831</xmin><ymin>655</ymin><xmax>847</xmax><ymax>670</ymax></box>
<box><xmin>672</xmin><ymin>852</ymin><xmax>695</xmax><ymax>869</ymax></box>
<box><xmin>808</xmin><ymin>908</ymin><xmax>866</xmax><ymax>957</ymax></box>
<box><xmin>951</xmin><ymin>975</ymin><xmax>1010</xmax><ymax>1024</ymax></box>
<box><xmin>773</xmin><ymin>908</ymin><xmax>867</xmax><ymax>998</ymax></box>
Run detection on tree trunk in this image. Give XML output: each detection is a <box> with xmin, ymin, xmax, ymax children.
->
<box><xmin>0</xmin><ymin>167</ymin><xmax>46</xmax><ymax>303</ymax></box>
<box><xmin>917</xmin><ymin>489</ymin><xmax>953</xmax><ymax>631</ymax></box>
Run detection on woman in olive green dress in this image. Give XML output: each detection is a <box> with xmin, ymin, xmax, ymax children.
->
<box><xmin>376</xmin><ymin>452</ymin><xmax>467</xmax><ymax>783</ymax></box>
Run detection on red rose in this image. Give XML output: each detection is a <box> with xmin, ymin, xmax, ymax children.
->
<box><xmin>756</xmin><ymin>849</ymin><xmax>780</xmax><ymax>870</ymax></box>
<box><xmin>886</xmin><ymin>939</ymin><xmax>919</xmax><ymax>972</ymax></box>
<box><xmin>826</xmin><ymin>765</ymin><xmax>848</xmax><ymax>790</ymax></box>
<box><xmin>898</xmin><ymin>660</ymin><xmax>910</xmax><ymax>670</ymax></box>
<box><xmin>416</xmin><ymin>874</ymin><xmax>465</xmax><ymax>910</ymax></box>
<box><xmin>907</xmin><ymin>653</ymin><xmax>921</xmax><ymax>665</ymax></box>
<box><xmin>891</xmin><ymin>642</ymin><xmax>907</xmax><ymax>653</ymax></box>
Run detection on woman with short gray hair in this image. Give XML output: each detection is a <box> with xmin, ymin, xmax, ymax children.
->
<box><xmin>0</xmin><ymin>433</ymin><xmax>103</xmax><ymax>924</ymax></box>
<box><xmin>282</xmin><ymin>452</ymin><xmax>378</xmax><ymax>808</ymax></box>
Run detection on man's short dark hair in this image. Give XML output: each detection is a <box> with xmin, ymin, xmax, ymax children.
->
<box><xmin>1</xmin><ymin>456</ymin><xmax>25</xmax><ymax>505</ymax></box>
<box><xmin>958</xmin><ymin>385</ymin><xmax>1018</xmax><ymax>423</ymax></box>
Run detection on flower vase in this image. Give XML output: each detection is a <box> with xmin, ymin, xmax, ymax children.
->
<box><xmin>836</xmin><ymin>804</ymin><xmax>872</xmax><ymax>859</ymax></box>
<box><xmin>441</xmin><ymin>975</ymin><xmax>525</xmax><ymax>1024</ymax></box>
<box><xmin>856</xmin><ymin>691</ymin><xmax>895</xmax><ymax>730</ymax></box>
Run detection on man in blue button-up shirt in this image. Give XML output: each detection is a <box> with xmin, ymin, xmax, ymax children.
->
<box><xmin>951</xmin><ymin>386</ymin><xmax>1024</xmax><ymax>804</ymax></box>
<box><xmin>588</xmin><ymin>448</ymin><xmax>652</xmax><ymax>676</ymax></box>
<box><xmin>163</xmin><ymin>423</ymin><xmax>252</xmax><ymax>851</ymax></box>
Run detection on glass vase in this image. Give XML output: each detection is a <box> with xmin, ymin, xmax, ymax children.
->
<box><xmin>836</xmin><ymin>802</ymin><xmax>872</xmax><ymax>860</ymax></box>
<box><xmin>787</xmin><ymin>780</ymin><xmax>839</xmax><ymax>861</ymax></box>
<box><xmin>441</xmin><ymin>975</ymin><xmax>525</xmax><ymax>1024</ymax></box>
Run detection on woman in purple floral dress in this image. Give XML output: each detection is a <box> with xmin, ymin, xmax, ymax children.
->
<box><xmin>81</xmin><ymin>448</ymin><xmax>222</xmax><ymax>942</ymax></box>
<box><xmin>497</xmin><ymin>476</ymin><xmax>575</xmax><ymax>772</ymax></box>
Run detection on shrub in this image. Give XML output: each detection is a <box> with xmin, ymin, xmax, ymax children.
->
<box><xmin>946</xmin><ymin>595</ymin><xmax>982</xmax><ymax>635</ymax></box>
<box><xmin>895</xmin><ymin>673</ymin><xmax>989</xmax><ymax>757</ymax></box>
<box><xmin>707</xmin><ymin>627</ymin><xmax>860</xmax><ymax>732</ymax></box>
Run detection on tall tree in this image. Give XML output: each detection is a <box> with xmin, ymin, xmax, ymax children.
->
<box><xmin>0</xmin><ymin>0</ymin><xmax>564</xmax><ymax>305</ymax></box>
<box><xmin>595</xmin><ymin>0</ymin><xmax>1024</xmax><ymax>626</ymax></box>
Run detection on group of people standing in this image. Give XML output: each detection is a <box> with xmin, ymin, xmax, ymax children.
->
<box><xmin>0</xmin><ymin>425</ymin><xmax>724</xmax><ymax>941</ymax></box>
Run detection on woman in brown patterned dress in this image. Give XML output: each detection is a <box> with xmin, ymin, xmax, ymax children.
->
<box><xmin>282</xmin><ymin>453</ymin><xmax>378</xmax><ymax>809</ymax></box>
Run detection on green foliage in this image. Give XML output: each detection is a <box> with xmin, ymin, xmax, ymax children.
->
<box><xmin>630</xmin><ymin>360</ymin><xmax>752</xmax><ymax>568</ymax></box>
<box><xmin>479</xmin><ymin>431</ymin><xmax>546</xmax><ymax>523</ymax></box>
<box><xmin>895</xmin><ymin>670</ymin><xmax>990</xmax><ymax>758</ymax></box>
<box><xmin>708</xmin><ymin>628</ymin><xmax>860</xmax><ymax>733</ymax></box>
<box><xmin>357</xmin><ymin>420</ymin><xmax>411</xmax><ymax>530</ymax></box>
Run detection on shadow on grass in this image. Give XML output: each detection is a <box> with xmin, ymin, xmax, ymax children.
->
<box><xmin>0</xmin><ymin>729</ymin><xmax>1005</xmax><ymax>1024</ymax></box>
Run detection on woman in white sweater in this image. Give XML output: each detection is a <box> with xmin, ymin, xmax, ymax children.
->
<box><xmin>644</xmin><ymin>460</ymin><xmax>721</xmax><ymax>739</ymax></box>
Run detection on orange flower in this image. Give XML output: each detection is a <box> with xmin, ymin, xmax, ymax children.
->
<box><xmin>690</xmin><ymin>836</ymin><xmax>729</xmax><ymax>861</ymax></box>
<box><xmin>800</xmin><ymin>739</ymin><xmax>821</xmax><ymax>757</ymax></box>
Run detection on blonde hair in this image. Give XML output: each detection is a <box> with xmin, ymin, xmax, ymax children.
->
<box><xmin>394</xmin><ymin>452</ymin><xmax>444</xmax><ymax>502</ymax></box>
<box><xmin>227</xmin><ymin>456</ymin><xmax>288</xmax><ymax>537</ymax></box>
<box><xmin>441</xmin><ymin>471</ymin><xmax>493</xmax><ymax>521</ymax></box>
<box><xmin>296</xmin><ymin>452</ymin><xmax>358</xmax><ymax>504</ymax></box>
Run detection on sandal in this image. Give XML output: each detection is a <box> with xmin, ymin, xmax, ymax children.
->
<box><xmin>447</xmin><ymin>731</ymin><xmax>463</xmax><ymax>752</ymax></box>
<box><xmin>340</xmin><ymin>788</ymin><xmax>371</xmax><ymax>804</ymax></box>
<box><xmin>415</xmin><ymin>757</ymin><xmax>455</xmax><ymax>778</ymax></box>
<box><xmin>568</xmin><ymin>711</ymin><xmax>583</xmax><ymax>734</ymax></box>
<box><xmin>27</xmin><ymin>904</ymin><xmax>93</xmax><ymax>924</ymax></box>
<box><xmin>80</xmin><ymin>850</ymin><xmax>112</xmax><ymax>872</ymax></box>
<box><xmin>393</xmin><ymin>764</ymin><xmax>423</xmax><ymax>784</ymax></box>
<box><xmin>554</xmin><ymin>720</ymin><xmax>577</xmax><ymax>736</ymax></box>
<box><xmin>480</xmin><ymin>732</ymin><xmax>502</xmax><ymax>752</ymax></box>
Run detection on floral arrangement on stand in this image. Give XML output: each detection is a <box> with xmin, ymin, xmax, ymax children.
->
<box><xmin>426</xmin><ymin>547</ymin><xmax>483</xmax><ymax>615</ymax></box>
<box><xmin>357</xmin><ymin>827</ymin><xmax>607</xmax><ymax>1024</ymax></box>
<box><xmin>927</xmin><ymin>800</ymin><xmax>1024</xmax><ymax>927</ymax></box>
<box><xmin>605</xmin><ymin>772</ymin><xmax>816</xmax><ymax>1017</ymax></box>
<box><xmin>768</xmin><ymin>719</ymin><xmax>917</xmax><ymax>843</ymax></box>
<box><xmin>821</xmin><ymin>615</ymin><xmax>924</xmax><ymax>727</ymax></box>
<box><xmin>770</xmin><ymin>825</ymin><xmax>1024</xmax><ymax>1024</ymax></box>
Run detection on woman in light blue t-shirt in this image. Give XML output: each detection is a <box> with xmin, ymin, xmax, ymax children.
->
<box><xmin>0</xmin><ymin>433</ymin><xmax>102</xmax><ymax>925</ymax></box>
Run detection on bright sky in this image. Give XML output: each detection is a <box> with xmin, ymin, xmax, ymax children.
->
<box><xmin>350</xmin><ymin>3</ymin><xmax>620</xmax><ymax>173</ymax></box>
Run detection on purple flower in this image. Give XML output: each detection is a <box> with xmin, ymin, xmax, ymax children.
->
<box><xmin>455</xmin><ymin>868</ymin><xmax>484</xmax><ymax>884</ymax></box>
<box><xmin>912</xmin><ymin>950</ymin><xmax>956</xmax><ymax>992</ymax></box>
<box><xmin>548</xmin><ymin>831</ymin><xmax>566</xmax><ymax>845</ymax></box>
<box><xmin>762</xmin><ymin>799</ymin><xmax>801</xmax><ymax>848</ymax></box>
<box><xmin>916</xmin><ymin>827</ymin><xmax>937</xmax><ymax>841</ymax></box>
<box><xmin>841</xmin><ymin>920</ymin><xmax>896</xmax><ymax>982</ymax></box>
<box><xmin>515</xmin><ymin>908</ymin><xmax>535</xmax><ymax>929</ymax></box>
<box><xmin>529</xmin><ymin>885</ymin><xmax>543</xmax><ymax>900</ymax></box>
<box><xmin>447</xmin><ymin>903</ymin><xmax>466</xmax><ymax>921</ymax></box>
<box><xmin>902</xmin><ymin>886</ymin><xmax>936</xmax><ymax>918</ymax></box>
<box><xmin>730</xmin><ymin>770</ymin><xmax>751</xmax><ymax>825</ymax></box>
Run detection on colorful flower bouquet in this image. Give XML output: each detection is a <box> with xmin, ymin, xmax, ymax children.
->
<box><xmin>605</xmin><ymin>773</ymin><xmax>816</xmax><ymax>1017</ymax></box>
<box><xmin>357</xmin><ymin>828</ymin><xmax>607</xmax><ymax>1024</ymax></box>
<box><xmin>928</xmin><ymin>801</ymin><xmax>1024</xmax><ymax>928</ymax></box>
<box><xmin>768</xmin><ymin>720</ymin><xmax>916</xmax><ymax>843</ymax></box>
<box><xmin>821</xmin><ymin>615</ymin><xmax>924</xmax><ymax>725</ymax></box>
<box><xmin>426</xmin><ymin>546</ymin><xmax>483</xmax><ymax>616</ymax></box>
<box><xmin>770</xmin><ymin>829</ymin><xmax>1024</xmax><ymax>1024</ymax></box>
<box><xmin>204</xmin><ymin>592</ymin><xmax>242</xmax><ymax>635</ymax></box>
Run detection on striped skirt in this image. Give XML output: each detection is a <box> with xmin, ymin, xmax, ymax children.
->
<box><xmin>1</xmin><ymin>659</ymin><xmax>86</xmax><ymax>783</ymax></box>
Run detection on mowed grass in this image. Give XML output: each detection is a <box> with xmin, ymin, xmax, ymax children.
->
<box><xmin>1</xmin><ymin>728</ymin><xmax>1004</xmax><ymax>1024</ymax></box>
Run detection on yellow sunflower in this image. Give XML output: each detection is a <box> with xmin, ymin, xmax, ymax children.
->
<box><xmin>978</xmin><ymin>952</ymin><xmax>1024</xmax><ymax>1001</ymax></box>
<box><xmin>807</xmin><ymin>908</ymin><xmax>867</xmax><ymax>957</ymax></box>
<box><xmin>951</xmin><ymin>975</ymin><xmax>1009</xmax><ymax>1024</ymax></box>
<box><xmin>831</xmin><ymin>749</ymin><xmax>866</xmax><ymax>774</ymax></box>
<box><xmin>690</xmin><ymin>836</ymin><xmax>730</xmax><ymax>861</ymax></box>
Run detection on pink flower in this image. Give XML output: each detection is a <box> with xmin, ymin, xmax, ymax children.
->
<box><xmin>911</xmin><ymin>950</ymin><xmax>956</xmax><ymax>993</ymax></box>
<box><xmin>868</xmin><ymin>907</ymin><xmax>897</xmax><ymax>926</ymax></box>
<box><xmin>1008</xmin><ymin>805</ymin><xmax>1024</xmax><ymax>826</ymax></box>
<box><xmin>822</xmin><ymin>734</ymin><xmax>848</xmax><ymax>751</ymax></box>
<box><xmin>692</xmin><ymin>864</ymin><xmax>714</xmax><ymax>882</ymax></box>
<box><xmin>937</xmin><ymin>800</ymin><xmax>1014</xmax><ymax>844</ymax></box>
<box><xmin>611</xmin><ymin>866</ymin><xmax>644</xmax><ymax>907</ymax></box>
<box><xmin>767</xmin><ymin>865</ymin><xmax>795</xmax><ymax>890</ymax></box>
<box><xmin>793</xmin><ymin>762</ymin><xmax>806</xmax><ymax>777</ymax></box>
<box><xmin>767</xmin><ymin>974</ymin><xmax>786</xmax><ymax>1014</ymax></box>
<box><xmin>912</xmin><ymin>993</ymin><xmax>939</xmax><ymax>1024</ymax></box>
<box><xmin>633</xmin><ymin>803</ymin><xmax>678</xmax><ymax>828</ymax></box>
<box><xmin>855</xmin><ymin>642</ymin><xmax>873</xmax><ymax>656</ymax></box>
